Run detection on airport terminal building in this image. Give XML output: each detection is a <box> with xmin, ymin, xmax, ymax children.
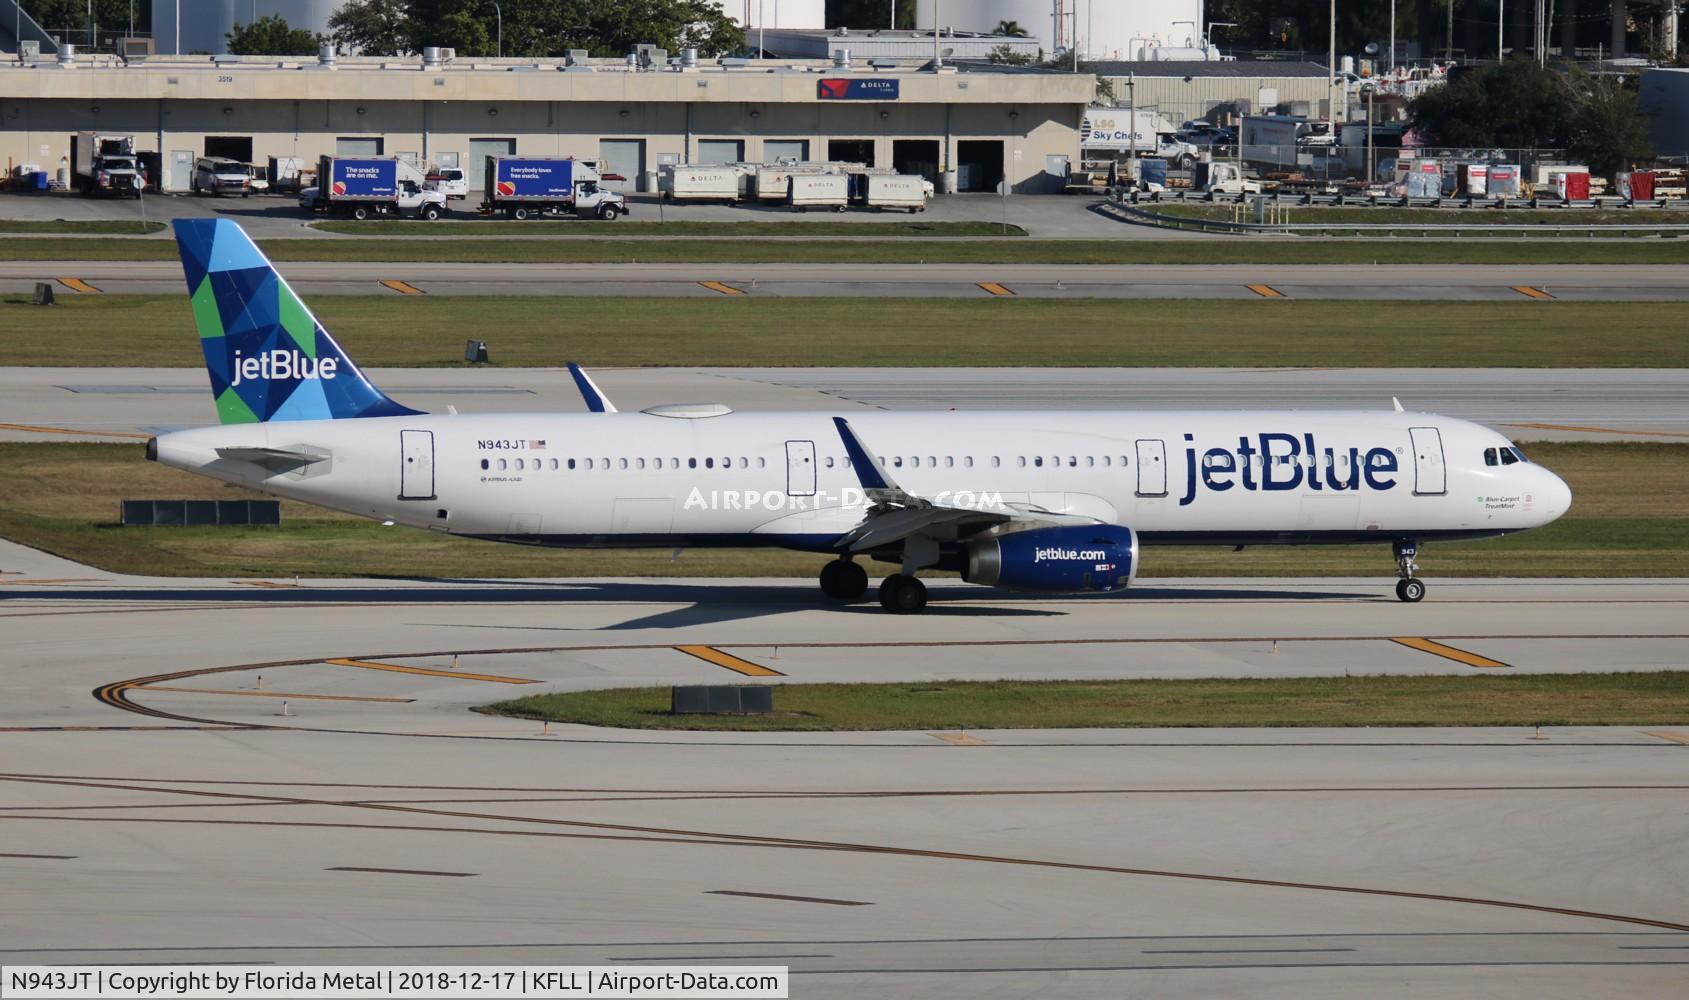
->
<box><xmin>0</xmin><ymin>50</ymin><xmax>1094</xmax><ymax>194</ymax></box>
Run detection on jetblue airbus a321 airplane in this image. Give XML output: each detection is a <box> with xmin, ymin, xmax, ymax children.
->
<box><xmin>149</xmin><ymin>219</ymin><xmax>1572</xmax><ymax>612</ymax></box>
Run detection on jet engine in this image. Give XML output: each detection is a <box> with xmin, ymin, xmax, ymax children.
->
<box><xmin>963</xmin><ymin>525</ymin><xmax>1138</xmax><ymax>593</ymax></box>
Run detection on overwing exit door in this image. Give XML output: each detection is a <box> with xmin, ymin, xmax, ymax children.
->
<box><xmin>1409</xmin><ymin>426</ymin><xmax>1447</xmax><ymax>495</ymax></box>
<box><xmin>400</xmin><ymin>429</ymin><xmax>435</xmax><ymax>500</ymax></box>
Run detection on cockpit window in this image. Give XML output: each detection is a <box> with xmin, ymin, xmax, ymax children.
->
<box><xmin>1484</xmin><ymin>448</ymin><xmax>1498</xmax><ymax>466</ymax></box>
<box><xmin>1509</xmin><ymin>446</ymin><xmax>1528</xmax><ymax>463</ymax></box>
<box><xmin>1500</xmin><ymin>448</ymin><xmax>1520</xmax><ymax>466</ymax></box>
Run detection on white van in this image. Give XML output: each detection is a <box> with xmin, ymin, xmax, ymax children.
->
<box><xmin>192</xmin><ymin>157</ymin><xmax>250</xmax><ymax>197</ymax></box>
<box><xmin>425</xmin><ymin>167</ymin><xmax>468</xmax><ymax>200</ymax></box>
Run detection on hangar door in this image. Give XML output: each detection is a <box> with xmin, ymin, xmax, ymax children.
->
<box><xmin>599</xmin><ymin>139</ymin><xmax>644</xmax><ymax>192</ymax></box>
<box><xmin>468</xmin><ymin>138</ymin><xmax>516</xmax><ymax>191</ymax></box>
<box><xmin>399</xmin><ymin>430</ymin><xmax>435</xmax><ymax>501</ymax></box>
<box><xmin>204</xmin><ymin>136</ymin><xmax>253</xmax><ymax>163</ymax></box>
<box><xmin>697</xmin><ymin>139</ymin><xmax>744</xmax><ymax>165</ymax></box>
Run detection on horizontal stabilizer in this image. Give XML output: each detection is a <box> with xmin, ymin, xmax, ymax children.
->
<box><xmin>215</xmin><ymin>446</ymin><xmax>328</xmax><ymax>473</ymax></box>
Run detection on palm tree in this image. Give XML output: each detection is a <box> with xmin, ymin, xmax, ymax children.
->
<box><xmin>994</xmin><ymin>19</ymin><xmax>1030</xmax><ymax>38</ymax></box>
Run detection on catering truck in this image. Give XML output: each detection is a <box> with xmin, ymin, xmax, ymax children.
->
<box><xmin>660</xmin><ymin>165</ymin><xmax>741</xmax><ymax>203</ymax></box>
<box><xmin>480</xmin><ymin>156</ymin><xmax>626</xmax><ymax>219</ymax></box>
<box><xmin>71</xmin><ymin>132</ymin><xmax>143</xmax><ymax>197</ymax></box>
<box><xmin>301</xmin><ymin>156</ymin><xmax>447</xmax><ymax>220</ymax></box>
<box><xmin>863</xmin><ymin>174</ymin><xmax>929</xmax><ymax>212</ymax></box>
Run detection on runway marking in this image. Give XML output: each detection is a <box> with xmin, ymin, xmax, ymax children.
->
<box><xmin>326</xmin><ymin>866</ymin><xmax>475</xmax><ymax>878</ymax></box>
<box><xmin>0</xmin><ymin>578</ymin><xmax>99</xmax><ymax>586</ymax></box>
<box><xmin>0</xmin><ymin>852</ymin><xmax>76</xmax><ymax>859</ymax></box>
<box><xmin>698</xmin><ymin>281</ymin><xmax>745</xmax><ymax>296</ymax></box>
<box><xmin>56</xmin><ymin>278</ymin><xmax>101</xmax><ymax>294</ymax></box>
<box><xmin>233</xmin><ymin>580</ymin><xmax>300</xmax><ymax>589</ymax></box>
<box><xmin>978</xmin><ymin>282</ymin><xmax>1015</xmax><ymax>296</ymax></box>
<box><xmin>1511</xmin><ymin>285</ymin><xmax>1555</xmax><ymax>300</ymax></box>
<box><xmin>1501</xmin><ymin>422</ymin><xmax>1689</xmax><ymax>440</ymax></box>
<box><xmin>379</xmin><ymin>279</ymin><xmax>425</xmax><ymax>295</ymax></box>
<box><xmin>706</xmin><ymin>890</ymin><xmax>871</xmax><ymax>907</ymax></box>
<box><xmin>1246</xmin><ymin>284</ymin><xmax>1286</xmax><ymax>298</ymax></box>
<box><xmin>0</xmin><ymin>422</ymin><xmax>151</xmax><ymax>440</ymax></box>
<box><xmin>144</xmin><ymin>686</ymin><xmax>415</xmax><ymax>704</ymax></box>
<box><xmin>675</xmin><ymin>645</ymin><xmax>783</xmax><ymax>677</ymax></box>
<box><xmin>1642</xmin><ymin>731</ymin><xmax>1689</xmax><ymax>745</ymax></box>
<box><xmin>323</xmin><ymin>657</ymin><xmax>539</xmax><ymax>685</ymax></box>
<box><xmin>930</xmin><ymin>732</ymin><xmax>987</xmax><ymax>746</ymax></box>
<box><xmin>1392</xmin><ymin>637</ymin><xmax>1510</xmax><ymax>669</ymax></box>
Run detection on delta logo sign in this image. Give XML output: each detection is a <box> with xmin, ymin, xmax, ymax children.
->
<box><xmin>818</xmin><ymin>78</ymin><xmax>900</xmax><ymax>101</ymax></box>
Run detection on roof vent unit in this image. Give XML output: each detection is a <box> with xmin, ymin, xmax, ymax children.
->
<box><xmin>567</xmin><ymin>48</ymin><xmax>588</xmax><ymax>65</ymax></box>
<box><xmin>869</xmin><ymin>58</ymin><xmax>898</xmax><ymax>69</ymax></box>
<box><xmin>422</xmin><ymin>46</ymin><xmax>442</xmax><ymax>68</ymax></box>
<box><xmin>56</xmin><ymin>42</ymin><xmax>76</xmax><ymax>68</ymax></box>
<box><xmin>680</xmin><ymin>47</ymin><xmax>698</xmax><ymax>69</ymax></box>
<box><xmin>832</xmin><ymin>48</ymin><xmax>851</xmax><ymax>69</ymax></box>
<box><xmin>640</xmin><ymin>403</ymin><xmax>735</xmax><ymax>419</ymax></box>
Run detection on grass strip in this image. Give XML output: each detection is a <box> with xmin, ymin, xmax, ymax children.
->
<box><xmin>5</xmin><ymin>236</ymin><xmax>1689</xmax><ymax>264</ymax></box>
<box><xmin>0</xmin><ymin>219</ymin><xmax>166</xmax><ymax>234</ymax></box>
<box><xmin>310</xmin><ymin>220</ymin><xmax>1029</xmax><ymax>237</ymax></box>
<box><xmin>6</xmin><ymin>296</ymin><xmax>1688</xmax><ymax>368</ymax></box>
<box><xmin>481</xmin><ymin>673</ymin><xmax>1689</xmax><ymax>731</ymax></box>
<box><xmin>0</xmin><ymin>441</ymin><xmax>1683</xmax><ymax>580</ymax></box>
<box><xmin>1146</xmin><ymin>204</ymin><xmax>1689</xmax><ymax>227</ymax></box>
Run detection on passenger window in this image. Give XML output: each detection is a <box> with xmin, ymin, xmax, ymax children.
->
<box><xmin>1120</xmin><ymin>456</ymin><xmax>1129</xmax><ymax>466</ymax></box>
<box><xmin>910</xmin><ymin>456</ymin><xmax>920</xmax><ymax>468</ymax></box>
<box><xmin>1484</xmin><ymin>448</ymin><xmax>1498</xmax><ymax>466</ymax></box>
<box><xmin>964</xmin><ymin>456</ymin><xmax>974</xmax><ymax>468</ymax></box>
<box><xmin>928</xmin><ymin>456</ymin><xmax>937</xmax><ymax>467</ymax></box>
<box><xmin>480</xmin><ymin>458</ymin><xmax>489</xmax><ymax>470</ymax></box>
<box><xmin>758</xmin><ymin>457</ymin><xmax>767</xmax><ymax>468</ymax></box>
<box><xmin>705</xmin><ymin>457</ymin><xmax>714</xmax><ymax>469</ymax></box>
<box><xmin>688</xmin><ymin>458</ymin><xmax>697</xmax><ymax>469</ymax></box>
<box><xmin>515</xmin><ymin>458</ymin><xmax>524</xmax><ymax>470</ymax></box>
<box><xmin>497</xmin><ymin>458</ymin><xmax>507</xmax><ymax>470</ymax></box>
<box><xmin>945</xmin><ymin>456</ymin><xmax>954</xmax><ymax>468</ymax></box>
<box><xmin>1017</xmin><ymin>456</ymin><xmax>1026</xmax><ymax>467</ymax></box>
<box><xmin>1086</xmin><ymin>456</ymin><xmax>1095</xmax><ymax>467</ymax></box>
<box><xmin>568</xmin><ymin>458</ymin><xmax>576</xmax><ymax>470</ymax></box>
<box><xmin>550</xmin><ymin>458</ymin><xmax>559</xmax><ymax>470</ymax></box>
<box><xmin>619</xmin><ymin>458</ymin><xmax>628</xmax><ymax>469</ymax></box>
<box><xmin>825</xmin><ymin>456</ymin><xmax>835</xmax><ymax>468</ymax></box>
<box><xmin>893</xmin><ymin>456</ymin><xmax>903</xmax><ymax>468</ymax></box>
<box><xmin>1068</xmin><ymin>456</ymin><xmax>1077</xmax><ymax>467</ymax></box>
<box><xmin>1034</xmin><ymin>456</ymin><xmax>1044</xmax><ymax>468</ymax></box>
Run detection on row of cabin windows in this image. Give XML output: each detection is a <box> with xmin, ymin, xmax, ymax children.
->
<box><xmin>481</xmin><ymin>454</ymin><xmax>1141</xmax><ymax>472</ymax></box>
<box><xmin>1202</xmin><ymin>453</ymin><xmax>1383</xmax><ymax>469</ymax></box>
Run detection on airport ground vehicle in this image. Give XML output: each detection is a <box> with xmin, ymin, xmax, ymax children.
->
<box><xmin>660</xmin><ymin>165</ymin><xmax>740</xmax><ymax>203</ymax></box>
<box><xmin>193</xmin><ymin>156</ymin><xmax>251</xmax><ymax>197</ymax></box>
<box><xmin>267</xmin><ymin>156</ymin><xmax>307</xmax><ymax>193</ymax></box>
<box><xmin>863</xmin><ymin>174</ymin><xmax>929</xmax><ymax>212</ymax></box>
<box><xmin>480</xmin><ymin>157</ymin><xmax>626</xmax><ymax>220</ymax></box>
<box><xmin>1081</xmin><ymin>108</ymin><xmax>1199</xmax><ymax>169</ymax></box>
<box><xmin>426</xmin><ymin>167</ymin><xmax>468</xmax><ymax>200</ymax></box>
<box><xmin>70</xmin><ymin>132</ymin><xmax>143</xmax><ymax>197</ymax></box>
<box><xmin>1195</xmin><ymin>162</ymin><xmax>1262</xmax><ymax>195</ymax></box>
<box><xmin>155</xmin><ymin>218</ymin><xmax>1575</xmax><ymax>613</ymax></box>
<box><xmin>245</xmin><ymin>163</ymin><xmax>269</xmax><ymax>194</ymax></box>
<box><xmin>302</xmin><ymin>156</ymin><xmax>447</xmax><ymax>220</ymax></box>
<box><xmin>788</xmin><ymin>173</ymin><xmax>849</xmax><ymax>211</ymax></box>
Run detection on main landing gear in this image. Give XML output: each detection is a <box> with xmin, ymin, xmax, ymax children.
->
<box><xmin>878</xmin><ymin>573</ymin><xmax>928</xmax><ymax>613</ymax></box>
<box><xmin>1393</xmin><ymin>539</ymin><xmax>1426</xmax><ymax>603</ymax></box>
<box><xmin>818</xmin><ymin>558</ymin><xmax>869</xmax><ymax>601</ymax></box>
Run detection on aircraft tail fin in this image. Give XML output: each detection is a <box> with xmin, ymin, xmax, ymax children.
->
<box><xmin>172</xmin><ymin>218</ymin><xmax>419</xmax><ymax>424</ymax></box>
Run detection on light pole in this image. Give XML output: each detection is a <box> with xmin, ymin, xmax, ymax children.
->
<box><xmin>87</xmin><ymin>0</ymin><xmax>93</xmax><ymax>50</ymax></box>
<box><xmin>488</xmin><ymin>0</ymin><xmax>502</xmax><ymax>58</ymax></box>
<box><xmin>1363</xmin><ymin>84</ymin><xmax>1376</xmax><ymax>183</ymax></box>
<box><xmin>1327</xmin><ymin>0</ymin><xmax>1337</xmax><ymax>124</ymax></box>
<box><xmin>1498</xmin><ymin>0</ymin><xmax>1505</xmax><ymax>59</ymax></box>
<box><xmin>1389</xmin><ymin>0</ymin><xmax>1395</xmax><ymax>72</ymax></box>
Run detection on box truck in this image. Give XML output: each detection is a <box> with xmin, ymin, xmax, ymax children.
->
<box><xmin>302</xmin><ymin>156</ymin><xmax>447</xmax><ymax>219</ymax></box>
<box><xmin>787</xmin><ymin>173</ymin><xmax>849</xmax><ymax>211</ymax></box>
<box><xmin>480</xmin><ymin>157</ymin><xmax>626</xmax><ymax>219</ymax></box>
<box><xmin>71</xmin><ymin>132</ymin><xmax>143</xmax><ymax>197</ymax></box>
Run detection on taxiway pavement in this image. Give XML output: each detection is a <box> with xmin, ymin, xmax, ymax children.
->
<box><xmin>2</xmin><ymin>542</ymin><xmax>1687</xmax><ymax>997</ymax></box>
<box><xmin>2</xmin><ymin>366</ymin><xmax>1684</xmax><ymax>442</ymax></box>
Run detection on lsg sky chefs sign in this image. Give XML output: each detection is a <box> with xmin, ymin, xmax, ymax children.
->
<box><xmin>817</xmin><ymin>79</ymin><xmax>900</xmax><ymax>100</ymax></box>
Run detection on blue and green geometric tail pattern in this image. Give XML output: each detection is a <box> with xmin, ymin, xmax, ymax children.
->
<box><xmin>173</xmin><ymin>218</ymin><xmax>419</xmax><ymax>424</ymax></box>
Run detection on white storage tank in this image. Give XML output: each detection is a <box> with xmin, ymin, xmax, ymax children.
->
<box><xmin>911</xmin><ymin>0</ymin><xmax>1204</xmax><ymax>62</ymax></box>
<box><xmin>711</xmin><ymin>0</ymin><xmax>826</xmax><ymax>29</ymax></box>
<box><xmin>156</xmin><ymin>0</ymin><xmax>343</xmax><ymax>55</ymax></box>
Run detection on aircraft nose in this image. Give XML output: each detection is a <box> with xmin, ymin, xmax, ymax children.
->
<box><xmin>1537</xmin><ymin>468</ymin><xmax>1572</xmax><ymax>523</ymax></box>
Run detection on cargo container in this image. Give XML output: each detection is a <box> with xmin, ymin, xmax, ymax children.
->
<box><xmin>481</xmin><ymin>157</ymin><xmax>626</xmax><ymax>219</ymax></box>
<box><xmin>1405</xmin><ymin>158</ymin><xmax>1442</xmax><ymax>198</ymax></box>
<box><xmin>1456</xmin><ymin>162</ymin><xmax>1488</xmax><ymax>197</ymax></box>
<box><xmin>660</xmin><ymin>165</ymin><xmax>740</xmax><ymax>203</ymax></box>
<box><xmin>1551</xmin><ymin>170</ymin><xmax>1591</xmax><ymax>200</ymax></box>
<box><xmin>1487</xmin><ymin>164</ymin><xmax>1521</xmax><ymax>198</ymax></box>
<box><xmin>71</xmin><ymin>132</ymin><xmax>142</xmax><ymax>197</ymax></box>
<box><xmin>787</xmin><ymin>173</ymin><xmax>849</xmax><ymax>211</ymax></box>
<box><xmin>755</xmin><ymin>164</ymin><xmax>826</xmax><ymax>201</ymax></box>
<box><xmin>1618</xmin><ymin>170</ymin><xmax>1655</xmax><ymax>200</ymax></box>
<box><xmin>864</xmin><ymin>174</ymin><xmax>928</xmax><ymax>212</ymax></box>
<box><xmin>303</xmin><ymin>156</ymin><xmax>447</xmax><ymax>219</ymax></box>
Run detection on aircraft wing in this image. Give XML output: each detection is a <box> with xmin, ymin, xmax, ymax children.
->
<box><xmin>829</xmin><ymin>417</ymin><xmax>1101</xmax><ymax>551</ymax></box>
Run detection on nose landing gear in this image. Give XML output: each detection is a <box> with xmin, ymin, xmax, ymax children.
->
<box><xmin>1393</xmin><ymin>540</ymin><xmax>1426</xmax><ymax>602</ymax></box>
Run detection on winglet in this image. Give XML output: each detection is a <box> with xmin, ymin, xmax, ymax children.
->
<box><xmin>567</xmin><ymin>363</ymin><xmax>618</xmax><ymax>413</ymax></box>
<box><xmin>832</xmin><ymin>417</ymin><xmax>895</xmax><ymax>492</ymax></box>
<box><xmin>1392</xmin><ymin>396</ymin><xmax>1405</xmax><ymax>413</ymax></box>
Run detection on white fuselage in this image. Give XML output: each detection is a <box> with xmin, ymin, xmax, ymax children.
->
<box><xmin>151</xmin><ymin>409</ymin><xmax>1572</xmax><ymax>555</ymax></box>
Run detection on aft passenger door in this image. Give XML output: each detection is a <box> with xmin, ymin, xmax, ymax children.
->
<box><xmin>1409</xmin><ymin>427</ymin><xmax>1447</xmax><ymax>496</ymax></box>
<box><xmin>785</xmin><ymin>440</ymin><xmax>816</xmax><ymax>496</ymax></box>
<box><xmin>399</xmin><ymin>430</ymin><xmax>435</xmax><ymax>500</ymax></box>
<box><xmin>1135</xmin><ymin>439</ymin><xmax>1167</xmax><ymax>497</ymax></box>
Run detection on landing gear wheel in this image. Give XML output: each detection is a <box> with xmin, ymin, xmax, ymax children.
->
<box><xmin>819</xmin><ymin>559</ymin><xmax>869</xmax><ymax>601</ymax></box>
<box><xmin>1392</xmin><ymin>539</ymin><xmax>1424</xmax><ymax>603</ymax></box>
<box><xmin>1396</xmin><ymin>578</ymin><xmax>1426</xmax><ymax>603</ymax></box>
<box><xmin>878</xmin><ymin>574</ymin><xmax>928</xmax><ymax>613</ymax></box>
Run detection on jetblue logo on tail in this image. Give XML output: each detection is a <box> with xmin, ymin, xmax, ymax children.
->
<box><xmin>1180</xmin><ymin>433</ymin><xmax>1400</xmax><ymax>506</ymax></box>
<box><xmin>231</xmin><ymin>350</ymin><xmax>339</xmax><ymax>387</ymax></box>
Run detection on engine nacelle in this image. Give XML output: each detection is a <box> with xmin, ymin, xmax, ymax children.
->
<box><xmin>964</xmin><ymin>525</ymin><xmax>1138</xmax><ymax>593</ymax></box>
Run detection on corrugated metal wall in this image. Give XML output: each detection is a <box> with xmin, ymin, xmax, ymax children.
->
<box><xmin>1098</xmin><ymin>75</ymin><xmax>1333</xmax><ymax>125</ymax></box>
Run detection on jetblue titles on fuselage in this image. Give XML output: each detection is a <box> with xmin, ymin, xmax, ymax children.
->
<box><xmin>1180</xmin><ymin>432</ymin><xmax>1399</xmax><ymax>506</ymax></box>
